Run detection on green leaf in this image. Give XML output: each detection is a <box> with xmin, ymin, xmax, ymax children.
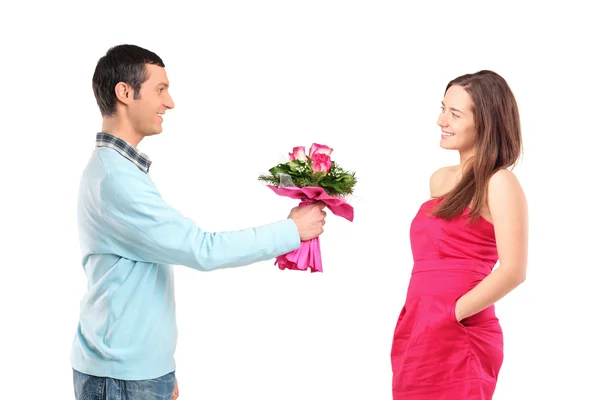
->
<box><xmin>259</xmin><ymin>158</ymin><xmax>356</xmax><ymax>197</ymax></box>
<box><xmin>269</xmin><ymin>163</ymin><xmax>291</xmax><ymax>176</ymax></box>
<box><xmin>287</xmin><ymin>160</ymin><xmax>304</xmax><ymax>171</ymax></box>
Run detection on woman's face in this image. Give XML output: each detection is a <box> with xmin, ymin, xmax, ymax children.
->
<box><xmin>437</xmin><ymin>85</ymin><xmax>477</xmax><ymax>153</ymax></box>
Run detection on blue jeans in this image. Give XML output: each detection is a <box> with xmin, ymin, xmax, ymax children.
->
<box><xmin>73</xmin><ymin>369</ymin><xmax>176</xmax><ymax>400</ymax></box>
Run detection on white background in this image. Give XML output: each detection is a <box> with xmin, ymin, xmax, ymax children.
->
<box><xmin>2</xmin><ymin>1</ymin><xmax>599</xmax><ymax>399</ymax></box>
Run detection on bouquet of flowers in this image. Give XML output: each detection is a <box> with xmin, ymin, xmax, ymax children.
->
<box><xmin>258</xmin><ymin>143</ymin><xmax>356</xmax><ymax>272</ymax></box>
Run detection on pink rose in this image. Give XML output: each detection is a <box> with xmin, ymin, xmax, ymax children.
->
<box><xmin>311</xmin><ymin>153</ymin><xmax>332</xmax><ymax>173</ymax></box>
<box><xmin>309</xmin><ymin>143</ymin><xmax>333</xmax><ymax>158</ymax></box>
<box><xmin>289</xmin><ymin>146</ymin><xmax>307</xmax><ymax>161</ymax></box>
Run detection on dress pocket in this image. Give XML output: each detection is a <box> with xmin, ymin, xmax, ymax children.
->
<box><xmin>395</xmin><ymin>295</ymin><xmax>473</xmax><ymax>388</ymax></box>
<box><xmin>391</xmin><ymin>305</ymin><xmax>412</xmax><ymax>352</ymax></box>
<box><xmin>449</xmin><ymin>296</ymin><xmax>468</xmax><ymax>330</ymax></box>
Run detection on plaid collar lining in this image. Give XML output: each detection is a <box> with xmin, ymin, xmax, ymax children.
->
<box><xmin>95</xmin><ymin>132</ymin><xmax>152</xmax><ymax>173</ymax></box>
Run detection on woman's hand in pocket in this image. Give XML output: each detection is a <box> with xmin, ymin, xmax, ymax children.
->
<box><xmin>454</xmin><ymin>297</ymin><xmax>465</xmax><ymax>323</ymax></box>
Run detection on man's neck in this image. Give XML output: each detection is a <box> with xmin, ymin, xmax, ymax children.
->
<box><xmin>101</xmin><ymin>116</ymin><xmax>143</xmax><ymax>147</ymax></box>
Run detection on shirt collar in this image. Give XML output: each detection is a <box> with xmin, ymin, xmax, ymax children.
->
<box><xmin>95</xmin><ymin>132</ymin><xmax>152</xmax><ymax>173</ymax></box>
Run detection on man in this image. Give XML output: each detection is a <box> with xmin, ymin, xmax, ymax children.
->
<box><xmin>71</xmin><ymin>44</ymin><xmax>327</xmax><ymax>400</ymax></box>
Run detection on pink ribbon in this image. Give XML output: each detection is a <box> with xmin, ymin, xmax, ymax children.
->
<box><xmin>268</xmin><ymin>185</ymin><xmax>354</xmax><ymax>272</ymax></box>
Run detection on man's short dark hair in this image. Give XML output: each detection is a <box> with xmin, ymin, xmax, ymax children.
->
<box><xmin>92</xmin><ymin>44</ymin><xmax>165</xmax><ymax>117</ymax></box>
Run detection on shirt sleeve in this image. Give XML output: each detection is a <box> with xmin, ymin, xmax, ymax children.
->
<box><xmin>98</xmin><ymin>169</ymin><xmax>300</xmax><ymax>271</ymax></box>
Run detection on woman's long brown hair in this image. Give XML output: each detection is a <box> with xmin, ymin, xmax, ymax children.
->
<box><xmin>431</xmin><ymin>70</ymin><xmax>522</xmax><ymax>224</ymax></box>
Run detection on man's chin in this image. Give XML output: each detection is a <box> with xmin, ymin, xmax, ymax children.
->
<box><xmin>144</xmin><ymin>128</ymin><xmax>163</xmax><ymax>137</ymax></box>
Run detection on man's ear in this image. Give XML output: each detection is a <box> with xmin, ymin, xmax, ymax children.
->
<box><xmin>115</xmin><ymin>82</ymin><xmax>133</xmax><ymax>105</ymax></box>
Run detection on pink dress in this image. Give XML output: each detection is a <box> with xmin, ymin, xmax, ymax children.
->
<box><xmin>391</xmin><ymin>198</ymin><xmax>504</xmax><ymax>399</ymax></box>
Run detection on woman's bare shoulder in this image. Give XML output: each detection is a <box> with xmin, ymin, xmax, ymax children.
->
<box><xmin>488</xmin><ymin>168</ymin><xmax>527</xmax><ymax>206</ymax></box>
<box><xmin>429</xmin><ymin>165</ymin><xmax>460</xmax><ymax>198</ymax></box>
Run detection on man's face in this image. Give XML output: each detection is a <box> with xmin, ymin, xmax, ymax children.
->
<box><xmin>128</xmin><ymin>64</ymin><xmax>174</xmax><ymax>137</ymax></box>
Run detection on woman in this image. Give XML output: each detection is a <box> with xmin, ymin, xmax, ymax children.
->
<box><xmin>390</xmin><ymin>70</ymin><xmax>528</xmax><ymax>399</ymax></box>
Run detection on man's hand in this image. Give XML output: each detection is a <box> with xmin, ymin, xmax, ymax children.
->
<box><xmin>172</xmin><ymin>378</ymin><xmax>179</xmax><ymax>399</ymax></box>
<box><xmin>288</xmin><ymin>202</ymin><xmax>327</xmax><ymax>241</ymax></box>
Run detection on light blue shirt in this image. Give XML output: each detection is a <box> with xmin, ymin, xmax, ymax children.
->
<box><xmin>71</xmin><ymin>135</ymin><xmax>300</xmax><ymax>380</ymax></box>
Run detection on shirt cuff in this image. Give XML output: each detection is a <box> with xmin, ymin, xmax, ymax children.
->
<box><xmin>272</xmin><ymin>218</ymin><xmax>301</xmax><ymax>253</ymax></box>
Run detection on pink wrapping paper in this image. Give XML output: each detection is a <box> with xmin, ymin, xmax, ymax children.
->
<box><xmin>268</xmin><ymin>185</ymin><xmax>354</xmax><ymax>272</ymax></box>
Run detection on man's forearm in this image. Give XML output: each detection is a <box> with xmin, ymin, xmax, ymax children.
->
<box><xmin>100</xmin><ymin>171</ymin><xmax>301</xmax><ymax>271</ymax></box>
